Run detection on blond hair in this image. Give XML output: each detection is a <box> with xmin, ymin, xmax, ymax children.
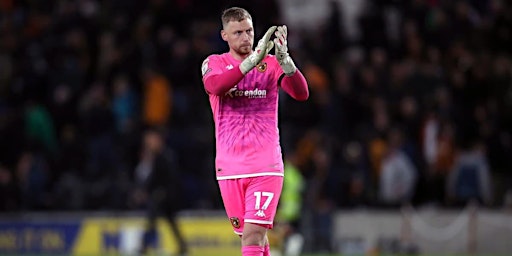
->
<box><xmin>221</xmin><ymin>7</ymin><xmax>252</xmax><ymax>28</ymax></box>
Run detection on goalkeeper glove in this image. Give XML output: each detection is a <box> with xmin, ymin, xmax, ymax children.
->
<box><xmin>240</xmin><ymin>26</ymin><xmax>276</xmax><ymax>74</ymax></box>
<box><xmin>274</xmin><ymin>25</ymin><xmax>297</xmax><ymax>76</ymax></box>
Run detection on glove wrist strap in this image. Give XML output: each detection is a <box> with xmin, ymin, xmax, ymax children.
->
<box><xmin>280</xmin><ymin>55</ymin><xmax>297</xmax><ymax>76</ymax></box>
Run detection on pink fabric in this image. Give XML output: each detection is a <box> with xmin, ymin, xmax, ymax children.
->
<box><xmin>203</xmin><ymin>63</ymin><xmax>245</xmax><ymax>95</ymax></box>
<box><xmin>218</xmin><ymin>176</ymin><xmax>283</xmax><ymax>234</ymax></box>
<box><xmin>263</xmin><ymin>243</ymin><xmax>271</xmax><ymax>256</ymax></box>
<box><xmin>242</xmin><ymin>245</ymin><xmax>264</xmax><ymax>256</ymax></box>
<box><xmin>202</xmin><ymin>53</ymin><xmax>289</xmax><ymax>180</ymax></box>
<box><xmin>280</xmin><ymin>70</ymin><xmax>309</xmax><ymax>101</ymax></box>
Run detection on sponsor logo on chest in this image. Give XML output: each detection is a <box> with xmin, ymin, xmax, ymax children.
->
<box><xmin>225</xmin><ymin>85</ymin><xmax>267</xmax><ymax>98</ymax></box>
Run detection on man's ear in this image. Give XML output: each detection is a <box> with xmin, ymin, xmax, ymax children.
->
<box><xmin>221</xmin><ymin>30</ymin><xmax>228</xmax><ymax>41</ymax></box>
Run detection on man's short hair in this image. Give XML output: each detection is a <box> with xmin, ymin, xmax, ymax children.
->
<box><xmin>221</xmin><ymin>7</ymin><xmax>252</xmax><ymax>28</ymax></box>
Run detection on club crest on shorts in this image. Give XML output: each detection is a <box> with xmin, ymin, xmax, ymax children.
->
<box><xmin>256</xmin><ymin>62</ymin><xmax>267</xmax><ymax>72</ymax></box>
<box><xmin>230</xmin><ymin>217</ymin><xmax>241</xmax><ymax>228</ymax></box>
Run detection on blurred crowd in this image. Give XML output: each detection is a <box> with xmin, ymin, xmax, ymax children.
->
<box><xmin>0</xmin><ymin>0</ymin><xmax>511</xmax><ymax>215</ymax></box>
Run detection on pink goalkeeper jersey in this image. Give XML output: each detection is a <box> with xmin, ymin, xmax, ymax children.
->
<box><xmin>202</xmin><ymin>53</ymin><xmax>284</xmax><ymax>180</ymax></box>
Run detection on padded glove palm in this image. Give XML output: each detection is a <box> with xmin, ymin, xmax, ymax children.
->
<box><xmin>240</xmin><ymin>26</ymin><xmax>276</xmax><ymax>74</ymax></box>
<box><xmin>274</xmin><ymin>25</ymin><xmax>297</xmax><ymax>76</ymax></box>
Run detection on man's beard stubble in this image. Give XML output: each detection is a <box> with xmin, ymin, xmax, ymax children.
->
<box><xmin>236</xmin><ymin>44</ymin><xmax>252</xmax><ymax>56</ymax></box>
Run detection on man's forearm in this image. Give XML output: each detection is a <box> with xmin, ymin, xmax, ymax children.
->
<box><xmin>204</xmin><ymin>67</ymin><xmax>245</xmax><ymax>96</ymax></box>
<box><xmin>280</xmin><ymin>70</ymin><xmax>309</xmax><ymax>101</ymax></box>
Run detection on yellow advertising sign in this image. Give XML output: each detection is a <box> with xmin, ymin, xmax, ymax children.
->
<box><xmin>72</xmin><ymin>216</ymin><xmax>241</xmax><ymax>256</ymax></box>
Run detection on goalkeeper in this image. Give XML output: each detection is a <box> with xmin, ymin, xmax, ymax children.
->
<box><xmin>201</xmin><ymin>6</ymin><xmax>309</xmax><ymax>256</ymax></box>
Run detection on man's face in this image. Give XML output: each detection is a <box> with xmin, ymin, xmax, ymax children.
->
<box><xmin>144</xmin><ymin>131</ymin><xmax>163</xmax><ymax>154</ymax></box>
<box><xmin>221</xmin><ymin>18</ymin><xmax>254</xmax><ymax>56</ymax></box>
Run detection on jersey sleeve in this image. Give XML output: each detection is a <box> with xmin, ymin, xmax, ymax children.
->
<box><xmin>201</xmin><ymin>54</ymin><xmax>244</xmax><ymax>96</ymax></box>
<box><xmin>279</xmin><ymin>69</ymin><xmax>309</xmax><ymax>101</ymax></box>
<box><xmin>201</xmin><ymin>55</ymin><xmax>221</xmax><ymax>81</ymax></box>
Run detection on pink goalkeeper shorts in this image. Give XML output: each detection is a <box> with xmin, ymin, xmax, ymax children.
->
<box><xmin>218</xmin><ymin>175</ymin><xmax>284</xmax><ymax>235</ymax></box>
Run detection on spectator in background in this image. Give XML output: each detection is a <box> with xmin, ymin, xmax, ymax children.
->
<box><xmin>24</xmin><ymin>100</ymin><xmax>58</xmax><ymax>157</ymax></box>
<box><xmin>327</xmin><ymin>63</ymin><xmax>358</xmax><ymax>142</ymax></box>
<box><xmin>111</xmin><ymin>73</ymin><xmax>139</xmax><ymax>135</ymax></box>
<box><xmin>135</xmin><ymin>128</ymin><xmax>188</xmax><ymax>256</ymax></box>
<box><xmin>367</xmin><ymin>97</ymin><xmax>391</xmax><ymax>190</ymax></box>
<box><xmin>51</xmin><ymin>125</ymin><xmax>86</xmax><ymax>210</ymax></box>
<box><xmin>309</xmin><ymin>146</ymin><xmax>335</xmax><ymax>253</ymax></box>
<box><xmin>111</xmin><ymin>74</ymin><xmax>142</xmax><ymax>193</ymax></box>
<box><xmin>272</xmin><ymin>148</ymin><xmax>306</xmax><ymax>256</ymax></box>
<box><xmin>379</xmin><ymin>127</ymin><xmax>418</xmax><ymax>206</ymax></box>
<box><xmin>79</xmin><ymin>82</ymin><xmax>119</xmax><ymax>209</ymax></box>
<box><xmin>16</xmin><ymin>150</ymin><xmax>49</xmax><ymax>210</ymax></box>
<box><xmin>333</xmin><ymin>141</ymin><xmax>371</xmax><ymax>208</ymax></box>
<box><xmin>0</xmin><ymin>164</ymin><xmax>18</xmax><ymax>211</ymax></box>
<box><xmin>295</xmin><ymin>131</ymin><xmax>334</xmax><ymax>254</ymax></box>
<box><xmin>422</xmin><ymin>118</ymin><xmax>456</xmax><ymax>205</ymax></box>
<box><xmin>446</xmin><ymin>140</ymin><xmax>493</xmax><ymax>206</ymax></box>
<box><xmin>48</xmin><ymin>83</ymin><xmax>79</xmax><ymax>138</ymax></box>
<box><xmin>141</xmin><ymin>66</ymin><xmax>172</xmax><ymax>128</ymax></box>
<box><xmin>96</xmin><ymin>31</ymin><xmax>121</xmax><ymax>80</ymax></box>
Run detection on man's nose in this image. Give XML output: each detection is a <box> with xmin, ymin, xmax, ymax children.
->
<box><xmin>241</xmin><ymin>32</ymin><xmax>250</xmax><ymax>41</ymax></box>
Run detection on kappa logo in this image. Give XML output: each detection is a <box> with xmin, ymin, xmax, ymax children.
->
<box><xmin>255</xmin><ymin>210</ymin><xmax>266</xmax><ymax>218</ymax></box>
<box><xmin>226</xmin><ymin>64</ymin><xmax>234</xmax><ymax>70</ymax></box>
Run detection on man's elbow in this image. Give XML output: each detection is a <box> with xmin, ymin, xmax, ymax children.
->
<box><xmin>294</xmin><ymin>91</ymin><xmax>309</xmax><ymax>101</ymax></box>
<box><xmin>208</xmin><ymin>88</ymin><xmax>226</xmax><ymax>96</ymax></box>
<box><xmin>204</xmin><ymin>82</ymin><xmax>227</xmax><ymax>96</ymax></box>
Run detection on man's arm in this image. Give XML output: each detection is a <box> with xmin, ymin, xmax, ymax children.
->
<box><xmin>279</xmin><ymin>70</ymin><xmax>309</xmax><ymax>101</ymax></box>
<box><xmin>274</xmin><ymin>25</ymin><xmax>308</xmax><ymax>101</ymax></box>
<box><xmin>202</xmin><ymin>26</ymin><xmax>276</xmax><ymax>96</ymax></box>
<box><xmin>203</xmin><ymin>67</ymin><xmax>245</xmax><ymax>96</ymax></box>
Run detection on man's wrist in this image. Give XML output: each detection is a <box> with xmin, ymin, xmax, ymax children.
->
<box><xmin>281</xmin><ymin>56</ymin><xmax>297</xmax><ymax>76</ymax></box>
<box><xmin>240</xmin><ymin>55</ymin><xmax>255</xmax><ymax>74</ymax></box>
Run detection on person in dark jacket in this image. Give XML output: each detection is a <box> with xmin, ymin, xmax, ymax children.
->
<box><xmin>135</xmin><ymin>128</ymin><xmax>188</xmax><ymax>255</ymax></box>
